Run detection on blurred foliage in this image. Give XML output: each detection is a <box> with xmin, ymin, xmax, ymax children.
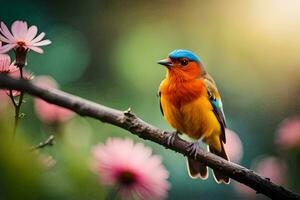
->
<box><xmin>1</xmin><ymin>0</ymin><xmax>300</xmax><ymax>199</ymax></box>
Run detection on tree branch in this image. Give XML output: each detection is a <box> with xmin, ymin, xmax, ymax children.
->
<box><xmin>0</xmin><ymin>74</ymin><xmax>299</xmax><ymax>200</ymax></box>
<box><xmin>30</xmin><ymin>135</ymin><xmax>55</xmax><ymax>151</ymax></box>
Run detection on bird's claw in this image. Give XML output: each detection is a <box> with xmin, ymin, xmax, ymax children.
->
<box><xmin>164</xmin><ymin>131</ymin><xmax>179</xmax><ymax>146</ymax></box>
<box><xmin>186</xmin><ymin>141</ymin><xmax>200</xmax><ymax>160</ymax></box>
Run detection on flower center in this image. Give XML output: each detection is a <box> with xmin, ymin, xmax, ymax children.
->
<box><xmin>16</xmin><ymin>41</ymin><xmax>26</xmax><ymax>47</ymax></box>
<box><xmin>118</xmin><ymin>170</ymin><xmax>136</xmax><ymax>186</ymax></box>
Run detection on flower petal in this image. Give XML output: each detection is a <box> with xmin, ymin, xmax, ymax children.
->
<box><xmin>32</xmin><ymin>39</ymin><xmax>51</xmax><ymax>46</ymax></box>
<box><xmin>12</xmin><ymin>21</ymin><xmax>22</xmax><ymax>39</ymax></box>
<box><xmin>0</xmin><ymin>35</ymin><xmax>10</xmax><ymax>43</ymax></box>
<box><xmin>28</xmin><ymin>45</ymin><xmax>44</xmax><ymax>54</ymax></box>
<box><xmin>0</xmin><ymin>44</ymin><xmax>16</xmax><ymax>54</ymax></box>
<box><xmin>0</xmin><ymin>54</ymin><xmax>11</xmax><ymax>72</ymax></box>
<box><xmin>0</xmin><ymin>22</ymin><xmax>15</xmax><ymax>42</ymax></box>
<box><xmin>29</xmin><ymin>32</ymin><xmax>45</xmax><ymax>44</ymax></box>
<box><xmin>8</xmin><ymin>64</ymin><xmax>18</xmax><ymax>72</ymax></box>
<box><xmin>12</xmin><ymin>21</ymin><xmax>28</xmax><ymax>40</ymax></box>
<box><xmin>25</xmin><ymin>25</ymin><xmax>38</xmax><ymax>42</ymax></box>
<box><xmin>20</xmin><ymin>21</ymin><xmax>28</xmax><ymax>39</ymax></box>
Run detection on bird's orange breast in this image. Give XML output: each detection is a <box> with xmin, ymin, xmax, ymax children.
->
<box><xmin>159</xmin><ymin>78</ymin><xmax>221</xmax><ymax>141</ymax></box>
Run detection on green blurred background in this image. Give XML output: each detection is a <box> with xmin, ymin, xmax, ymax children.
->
<box><xmin>1</xmin><ymin>0</ymin><xmax>300</xmax><ymax>199</ymax></box>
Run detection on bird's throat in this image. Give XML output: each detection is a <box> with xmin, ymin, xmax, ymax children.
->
<box><xmin>162</xmin><ymin>74</ymin><xmax>206</xmax><ymax>108</ymax></box>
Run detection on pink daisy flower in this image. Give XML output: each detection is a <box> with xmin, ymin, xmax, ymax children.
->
<box><xmin>34</xmin><ymin>76</ymin><xmax>75</xmax><ymax>124</ymax></box>
<box><xmin>92</xmin><ymin>138</ymin><xmax>170</xmax><ymax>200</ymax></box>
<box><xmin>0</xmin><ymin>20</ymin><xmax>51</xmax><ymax>54</ymax></box>
<box><xmin>276</xmin><ymin>116</ymin><xmax>300</xmax><ymax>150</ymax></box>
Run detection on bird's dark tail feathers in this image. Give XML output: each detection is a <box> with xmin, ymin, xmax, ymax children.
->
<box><xmin>209</xmin><ymin>142</ymin><xmax>230</xmax><ymax>184</ymax></box>
<box><xmin>186</xmin><ymin>158</ymin><xmax>208</xmax><ymax>179</ymax></box>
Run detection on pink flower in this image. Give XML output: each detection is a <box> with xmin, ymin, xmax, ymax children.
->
<box><xmin>34</xmin><ymin>76</ymin><xmax>75</xmax><ymax>124</ymax></box>
<box><xmin>0</xmin><ymin>21</ymin><xmax>51</xmax><ymax>54</ymax></box>
<box><xmin>276</xmin><ymin>116</ymin><xmax>300</xmax><ymax>150</ymax></box>
<box><xmin>92</xmin><ymin>138</ymin><xmax>170</xmax><ymax>200</ymax></box>
<box><xmin>224</xmin><ymin>129</ymin><xmax>243</xmax><ymax>163</ymax></box>
<box><xmin>0</xmin><ymin>53</ymin><xmax>13</xmax><ymax>73</ymax></box>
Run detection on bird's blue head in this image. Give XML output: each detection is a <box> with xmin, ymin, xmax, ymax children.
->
<box><xmin>168</xmin><ymin>49</ymin><xmax>201</xmax><ymax>63</ymax></box>
<box><xmin>158</xmin><ymin>49</ymin><xmax>205</xmax><ymax>78</ymax></box>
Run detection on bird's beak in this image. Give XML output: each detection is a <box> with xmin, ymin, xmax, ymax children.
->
<box><xmin>157</xmin><ymin>58</ymin><xmax>173</xmax><ymax>67</ymax></box>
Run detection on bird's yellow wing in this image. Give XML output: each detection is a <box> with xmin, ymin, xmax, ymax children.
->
<box><xmin>204</xmin><ymin>75</ymin><xmax>227</xmax><ymax>143</ymax></box>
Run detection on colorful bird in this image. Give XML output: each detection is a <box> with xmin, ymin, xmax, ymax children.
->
<box><xmin>158</xmin><ymin>49</ymin><xmax>230</xmax><ymax>184</ymax></box>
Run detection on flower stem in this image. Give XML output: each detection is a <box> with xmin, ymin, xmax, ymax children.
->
<box><xmin>12</xmin><ymin>67</ymin><xmax>24</xmax><ymax>139</ymax></box>
<box><xmin>12</xmin><ymin>104</ymin><xmax>20</xmax><ymax>138</ymax></box>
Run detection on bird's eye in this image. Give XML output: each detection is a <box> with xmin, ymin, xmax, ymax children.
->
<box><xmin>180</xmin><ymin>59</ymin><xmax>189</xmax><ymax>66</ymax></box>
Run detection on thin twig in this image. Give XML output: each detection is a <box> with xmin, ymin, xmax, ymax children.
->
<box><xmin>0</xmin><ymin>74</ymin><xmax>299</xmax><ymax>200</ymax></box>
<box><xmin>30</xmin><ymin>135</ymin><xmax>55</xmax><ymax>151</ymax></box>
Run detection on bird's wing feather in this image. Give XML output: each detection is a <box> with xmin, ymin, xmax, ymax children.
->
<box><xmin>203</xmin><ymin>75</ymin><xmax>227</xmax><ymax>143</ymax></box>
<box><xmin>158</xmin><ymin>90</ymin><xmax>164</xmax><ymax>116</ymax></box>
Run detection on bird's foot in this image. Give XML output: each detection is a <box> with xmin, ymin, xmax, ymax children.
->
<box><xmin>164</xmin><ymin>131</ymin><xmax>179</xmax><ymax>146</ymax></box>
<box><xmin>186</xmin><ymin>141</ymin><xmax>200</xmax><ymax>160</ymax></box>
